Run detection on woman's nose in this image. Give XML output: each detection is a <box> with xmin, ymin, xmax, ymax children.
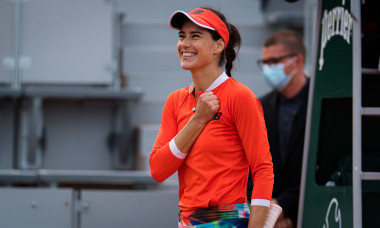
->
<box><xmin>180</xmin><ymin>37</ymin><xmax>191</xmax><ymax>48</ymax></box>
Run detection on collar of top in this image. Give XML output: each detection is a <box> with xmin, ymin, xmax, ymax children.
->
<box><xmin>169</xmin><ymin>8</ymin><xmax>230</xmax><ymax>49</ymax></box>
<box><xmin>188</xmin><ymin>72</ymin><xmax>229</xmax><ymax>94</ymax></box>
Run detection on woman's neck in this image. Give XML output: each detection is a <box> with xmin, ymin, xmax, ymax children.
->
<box><xmin>191</xmin><ymin>67</ymin><xmax>223</xmax><ymax>96</ymax></box>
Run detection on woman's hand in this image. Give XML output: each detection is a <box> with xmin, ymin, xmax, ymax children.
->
<box><xmin>248</xmin><ymin>205</ymin><xmax>269</xmax><ymax>228</ymax></box>
<box><xmin>193</xmin><ymin>91</ymin><xmax>220</xmax><ymax>125</ymax></box>
<box><xmin>271</xmin><ymin>199</ymin><xmax>293</xmax><ymax>228</ymax></box>
<box><xmin>172</xmin><ymin>91</ymin><xmax>219</xmax><ymax>154</ymax></box>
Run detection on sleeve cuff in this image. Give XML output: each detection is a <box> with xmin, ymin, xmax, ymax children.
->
<box><xmin>250</xmin><ymin>199</ymin><xmax>270</xmax><ymax>208</ymax></box>
<box><xmin>169</xmin><ymin>138</ymin><xmax>187</xmax><ymax>159</ymax></box>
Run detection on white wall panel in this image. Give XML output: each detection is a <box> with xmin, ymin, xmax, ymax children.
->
<box><xmin>81</xmin><ymin>189</ymin><xmax>179</xmax><ymax>228</ymax></box>
<box><xmin>0</xmin><ymin>1</ymin><xmax>13</xmax><ymax>84</ymax></box>
<box><xmin>22</xmin><ymin>0</ymin><xmax>113</xmax><ymax>85</ymax></box>
<box><xmin>0</xmin><ymin>188</ymin><xmax>72</xmax><ymax>228</ymax></box>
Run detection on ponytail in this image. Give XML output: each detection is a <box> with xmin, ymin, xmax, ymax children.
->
<box><xmin>224</xmin><ymin>23</ymin><xmax>241</xmax><ymax>77</ymax></box>
<box><xmin>202</xmin><ymin>7</ymin><xmax>241</xmax><ymax>77</ymax></box>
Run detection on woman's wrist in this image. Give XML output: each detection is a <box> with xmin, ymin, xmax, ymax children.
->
<box><xmin>189</xmin><ymin>114</ymin><xmax>209</xmax><ymax>128</ymax></box>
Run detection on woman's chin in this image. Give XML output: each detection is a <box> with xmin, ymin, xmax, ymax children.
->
<box><xmin>181</xmin><ymin>64</ymin><xmax>193</xmax><ymax>71</ymax></box>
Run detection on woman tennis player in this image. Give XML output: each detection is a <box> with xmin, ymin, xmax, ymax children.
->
<box><xmin>150</xmin><ymin>7</ymin><xmax>274</xmax><ymax>228</ymax></box>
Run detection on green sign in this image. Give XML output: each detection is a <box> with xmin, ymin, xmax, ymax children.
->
<box><xmin>318</xmin><ymin>1</ymin><xmax>354</xmax><ymax>72</ymax></box>
<box><xmin>300</xmin><ymin>0</ymin><xmax>353</xmax><ymax>227</ymax></box>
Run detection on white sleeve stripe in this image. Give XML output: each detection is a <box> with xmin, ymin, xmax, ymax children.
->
<box><xmin>169</xmin><ymin>138</ymin><xmax>187</xmax><ymax>159</ymax></box>
<box><xmin>250</xmin><ymin>199</ymin><xmax>270</xmax><ymax>207</ymax></box>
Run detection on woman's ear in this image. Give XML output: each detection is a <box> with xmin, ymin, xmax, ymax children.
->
<box><xmin>214</xmin><ymin>39</ymin><xmax>225</xmax><ymax>54</ymax></box>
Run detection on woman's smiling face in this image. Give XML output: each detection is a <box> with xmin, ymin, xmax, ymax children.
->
<box><xmin>177</xmin><ymin>20</ymin><xmax>221</xmax><ymax>71</ymax></box>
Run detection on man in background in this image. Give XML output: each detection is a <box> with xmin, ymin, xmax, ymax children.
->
<box><xmin>247</xmin><ymin>29</ymin><xmax>309</xmax><ymax>228</ymax></box>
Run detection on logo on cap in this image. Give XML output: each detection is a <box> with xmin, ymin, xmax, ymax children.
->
<box><xmin>191</xmin><ymin>10</ymin><xmax>204</xmax><ymax>14</ymax></box>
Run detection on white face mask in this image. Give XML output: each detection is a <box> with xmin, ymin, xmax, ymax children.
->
<box><xmin>262</xmin><ymin>57</ymin><xmax>297</xmax><ymax>91</ymax></box>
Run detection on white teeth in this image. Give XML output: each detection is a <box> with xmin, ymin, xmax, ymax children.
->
<box><xmin>182</xmin><ymin>52</ymin><xmax>194</xmax><ymax>57</ymax></box>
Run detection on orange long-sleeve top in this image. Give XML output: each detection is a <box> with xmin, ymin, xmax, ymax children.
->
<box><xmin>150</xmin><ymin>72</ymin><xmax>274</xmax><ymax>212</ymax></box>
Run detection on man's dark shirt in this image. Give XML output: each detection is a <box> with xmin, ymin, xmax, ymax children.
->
<box><xmin>278</xmin><ymin>82</ymin><xmax>308</xmax><ymax>164</ymax></box>
<box><xmin>247</xmin><ymin>79</ymin><xmax>309</xmax><ymax>227</ymax></box>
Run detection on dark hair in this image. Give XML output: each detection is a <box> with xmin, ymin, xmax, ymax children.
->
<box><xmin>264</xmin><ymin>29</ymin><xmax>306</xmax><ymax>63</ymax></box>
<box><xmin>200</xmin><ymin>7</ymin><xmax>242</xmax><ymax>77</ymax></box>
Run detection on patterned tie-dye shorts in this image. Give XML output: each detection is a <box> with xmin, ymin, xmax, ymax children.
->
<box><xmin>178</xmin><ymin>203</ymin><xmax>250</xmax><ymax>228</ymax></box>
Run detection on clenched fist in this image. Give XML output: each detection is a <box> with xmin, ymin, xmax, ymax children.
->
<box><xmin>193</xmin><ymin>91</ymin><xmax>220</xmax><ymax>124</ymax></box>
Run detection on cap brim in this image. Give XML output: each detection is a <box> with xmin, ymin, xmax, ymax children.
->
<box><xmin>169</xmin><ymin>10</ymin><xmax>215</xmax><ymax>31</ymax></box>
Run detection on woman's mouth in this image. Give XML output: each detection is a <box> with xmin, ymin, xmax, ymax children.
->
<box><xmin>182</xmin><ymin>52</ymin><xmax>195</xmax><ymax>57</ymax></box>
